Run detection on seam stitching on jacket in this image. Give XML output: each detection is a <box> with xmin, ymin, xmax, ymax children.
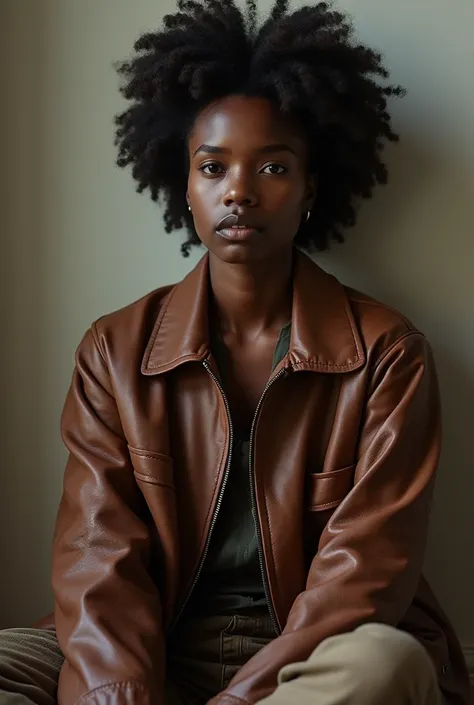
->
<box><xmin>312</xmin><ymin>464</ymin><xmax>355</xmax><ymax>478</ymax></box>
<box><xmin>310</xmin><ymin>498</ymin><xmax>344</xmax><ymax>510</ymax></box>
<box><xmin>372</xmin><ymin>331</ymin><xmax>425</xmax><ymax>373</ymax></box>
<box><xmin>133</xmin><ymin>472</ymin><xmax>175</xmax><ymax>489</ymax></box>
<box><xmin>148</xmin><ymin>352</ymin><xmax>206</xmax><ymax>370</ymax></box>
<box><xmin>133</xmin><ymin>453</ymin><xmax>169</xmax><ymax>461</ymax></box>
<box><xmin>344</xmin><ymin>300</ymin><xmax>363</xmax><ymax>363</ymax></box>
<box><xmin>347</xmin><ymin>296</ymin><xmax>417</xmax><ymax>331</ymax></box>
<box><xmin>215</xmin><ymin>696</ymin><xmax>251</xmax><ymax>705</ymax></box>
<box><xmin>76</xmin><ymin>680</ymin><xmax>148</xmax><ymax>705</ymax></box>
<box><xmin>263</xmin><ymin>490</ymin><xmax>281</xmax><ymax>613</ymax></box>
<box><xmin>128</xmin><ymin>447</ymin><xmax>172</xmax><ymax>462</ymax></box>
<box><xmin>90</xmin><ymin>322</ymin><xmax>108</xmax><ymax>368</ymax></box>
<box><xmin>142</xmin><ymin>287</ymin><xmax>177</xmax><ymax>369</ymax></box>
<box><xmin>291</xmin><ymin>360</ymin><xmax>357</xmax><ymax>370</ymax></box>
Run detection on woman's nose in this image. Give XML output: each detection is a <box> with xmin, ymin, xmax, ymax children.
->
<box><xmin>222</xmin><ymin>172</ymin><xmax>258</xmax><ymax>207</ymax></box>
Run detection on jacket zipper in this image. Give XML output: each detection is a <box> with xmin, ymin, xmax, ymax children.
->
<box><xmin>170</xmin><ymin>360</ymin><xmax>286</xmax><ymax>633</ymax></box>
<box><xmin>248</xmin><ymin>367</ymin><xmax>286</xmax><ymax>636</ymax></box>
<box><xmin>170</xmin><ymin>358</ymin><xmax>234</xmax><ymax>628</ymax></box>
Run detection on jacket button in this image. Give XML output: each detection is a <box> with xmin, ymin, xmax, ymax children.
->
<box><xmin>442</xmin><ymin>664</ymin><xmax>449</xmax><ymax>676</ymax></box>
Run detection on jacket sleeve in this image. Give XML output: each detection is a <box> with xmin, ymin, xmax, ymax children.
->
<box><xmin>52</xmin><ymin>325</ymin><xmax>165</xmax><ymax>705</ymax></box>
<box><xmin>210</xmin><ymin>332</ymin><xmax>441</xmax><ymax>705</ymax></box>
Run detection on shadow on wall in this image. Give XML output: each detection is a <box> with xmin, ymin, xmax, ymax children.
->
<box><xmin>319</xmin><ymin>129</ymin><xmax>474</xmax><ymax>640</ymax></box>
<box><xmin>0</xmin><ymin>2</ymin><xmax>48</xmax><ymax>629</ymax></box>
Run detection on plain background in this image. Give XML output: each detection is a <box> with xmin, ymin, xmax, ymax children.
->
<box><xmin>1</xmin><ymin>0</ymin><xmax>473</xmax><ymax>666</ymax></box>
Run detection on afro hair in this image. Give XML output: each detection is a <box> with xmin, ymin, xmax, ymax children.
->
<box><xmin>114</xmin><ymin>0</ymin><xmax>405</xmax><ymax>256</ymax></box>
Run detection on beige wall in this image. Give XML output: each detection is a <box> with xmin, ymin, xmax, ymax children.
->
<box><xmin>1</xmin><ymin>0</ymin><xmax>473</xmax><ymax>656</ymax></box>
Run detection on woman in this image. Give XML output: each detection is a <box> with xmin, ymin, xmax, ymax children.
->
<box><xmin>0</xmin><ymin>1</ymin><xmax>469</xmax><ymax>704</ymax></box>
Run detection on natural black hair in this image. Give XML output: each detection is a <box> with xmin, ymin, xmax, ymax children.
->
<box><xmin>114</xmin><ymin>0</ymin><xmax>405</xmax><ymax>257</ymax></box>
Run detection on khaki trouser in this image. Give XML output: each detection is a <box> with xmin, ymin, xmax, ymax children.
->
<box><xmin>0</xmin><ymin>614</ymin><xmax>442</xmax><ymax>705</ymax></box>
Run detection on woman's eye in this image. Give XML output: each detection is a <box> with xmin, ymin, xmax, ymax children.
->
<box><xmin>261</xmin><ymin>163</ymin><xmax>287</xmax><ymax>175</ymax></box>
<box><xmin>199</xmin><ymin>162</ymin><xmax>224</xmax><ymax>175</ymax></box>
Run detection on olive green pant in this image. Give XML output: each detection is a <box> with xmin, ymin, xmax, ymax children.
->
<box><xmin>0</xmin><ymin>615</ymin><xmax>442</xmax><ymax>705</ymax></box>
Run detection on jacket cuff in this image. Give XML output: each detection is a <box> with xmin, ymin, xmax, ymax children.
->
<box><xmin>207</xmin><ymin>695</ymin><xmax>252</xmax><ymax>705</ymax></box>
<box><xmin>75</xmin><ymin>681</ymin><xmax>156</xmax><ymax>705</ymax></box>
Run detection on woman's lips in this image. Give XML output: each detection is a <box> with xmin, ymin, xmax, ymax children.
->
<box><xmin>215</xmin><ymin>214</ymin><xmax>262</xmax><ymax>241</ymax></box>
<box><xmin>217</xmin><ymin>226</ymin><xmax>261</xmax><ymax>241</ymax></box>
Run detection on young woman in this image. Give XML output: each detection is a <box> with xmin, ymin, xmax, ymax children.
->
<box><xmin>0</xmin><ymin>1</ymin><xmax>469</xmax><ymax>704</ymax></box>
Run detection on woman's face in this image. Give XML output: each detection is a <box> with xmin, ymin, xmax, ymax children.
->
<box><xmin>187</xmin><ymin>95</ymin><xmax>316</xmax><ymax>264</ymax></box>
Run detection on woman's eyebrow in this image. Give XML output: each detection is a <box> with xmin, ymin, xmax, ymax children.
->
<box><xmin>258</xmin><ymin>143</ymin><xmax>297</xmax><ymax>156</ymax></box>
<box><xmin>193</xmin><ymin>144</ymin><xmax>230</xmax><ymax>157</ymax></box>
<box><xmin>193</xmin><ymin>143</ymin><xmax>297</xmax><ymax>157</ymax></box>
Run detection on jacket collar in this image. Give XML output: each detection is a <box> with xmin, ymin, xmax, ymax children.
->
<box><xmin>141</xmin><ymin>249</ymin><xmax>365</xmax><ymax>376</ymax></box>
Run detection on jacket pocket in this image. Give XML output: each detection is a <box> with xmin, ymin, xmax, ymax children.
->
<box><xmin>128</xmin><ymin>445</ymin><xmax>175</xmax><ymax>490</ymax></box>
<box><xmin>308</xmin><ymin>464</ymin><xmax>355</xmax><ymax>511</ymax></box>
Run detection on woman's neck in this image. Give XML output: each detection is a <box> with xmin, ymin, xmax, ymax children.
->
<box><xmin>208</xmin><ymin>250</ymin><xmax>293</xmax><ymax>341</ymax></box>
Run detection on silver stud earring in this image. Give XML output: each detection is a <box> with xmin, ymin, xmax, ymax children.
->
<box><xmin>188</xmin><ymin>205</ymin><xmax>192</xmax><ymax>212</ymax></box>
<box><xmin>304</xmin><ymin>210</ymin><xmax>311</xmax><ymax>223</ymax></box>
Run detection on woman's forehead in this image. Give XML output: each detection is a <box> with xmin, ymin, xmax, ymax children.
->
<box><xmin>188</xmin><ymin>95</ymin><xmax>307</xmax><ymax>154</ymax></box>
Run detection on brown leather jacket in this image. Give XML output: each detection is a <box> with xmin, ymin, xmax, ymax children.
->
<box><xmin>50</xmin><ymin>249</ymin><xmax>469</xmax><ymax>705</ymax></box>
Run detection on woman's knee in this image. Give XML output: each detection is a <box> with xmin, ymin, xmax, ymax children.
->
<box><xmin>273</xmin><ymin>624</ymin><xmax>441</xmax><ymax>705</ymax></box>
<box><xmin>345</xmin><ymin>623</ymin><xmax>438</xmax><ymax>694</ymax></box>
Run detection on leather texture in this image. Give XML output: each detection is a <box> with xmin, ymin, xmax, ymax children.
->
<box><xmin>48</xmin><ymin>249</ymin><xmax>469</xmax><ymax>705</ymax></box>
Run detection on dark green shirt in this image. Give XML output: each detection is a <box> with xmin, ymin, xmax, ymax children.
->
<box><xmin>191</xmin><ymin>323</ymin><xmax>291</xmax><ymax>615</ymax></box>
